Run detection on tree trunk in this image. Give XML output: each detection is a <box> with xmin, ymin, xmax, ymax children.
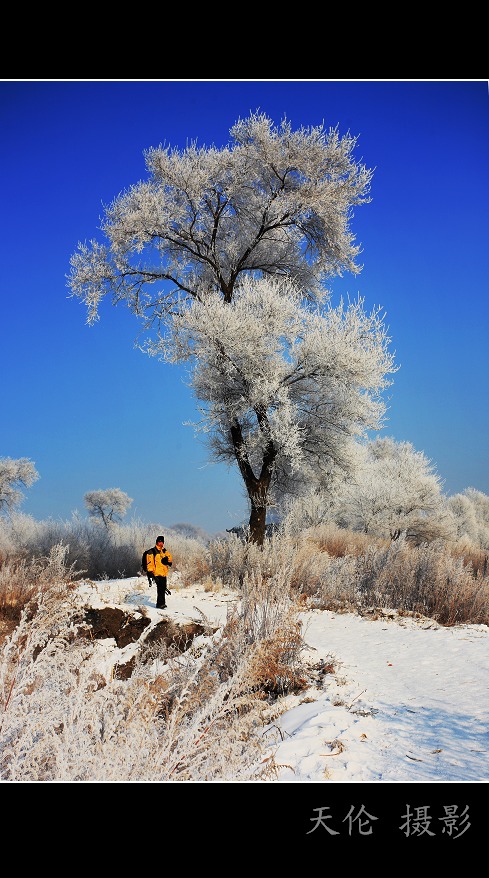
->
<box><xmin>244</xmin><ymin>465</ymin><xmax>275</xmax><ymax>546</ymax></box>
<box><xmin>248</xmin><ymin>492</ymin><xmax>267</xmax><ymax>546</ymax></box>
<box><xmin>230</xmin><ymin>419</ymin><xmax>276</xmax><ymax>547</ymax></box>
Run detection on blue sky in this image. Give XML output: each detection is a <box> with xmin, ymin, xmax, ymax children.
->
<box><xmin>1</xmin><ymin>79</ymin><xmax>488</xmax><ymax>536</ymax></box>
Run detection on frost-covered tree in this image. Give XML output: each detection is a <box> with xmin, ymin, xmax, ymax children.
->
<box><xmin>448</xmin><ymin>488</ymin><xmax>489</xmax><ymax>550</ymax></box>
<box><xmin>170</xmin><ymin>522</ymin><xmax>209</xmax><ymax>542</ymax></box>
<box><xmin>165</xmin><ymin>278</ymin><xmax>394</xmax><ymax>543</ymax></box>
<box><xmin>83</xmin><ymin>488</ymin><xmax>132</xmax><ymax>529</ymax></box>
<box><xmin>279</xmin><ymin>486</ymin><xmax>339</xmax><ymax>536</ymax></box>
<box><xmin>68</xmin><ymin>112</ymin><xmax>395</xmax><ymax>544</ymax></box>
<box><xmin>334</xmin><ymin>436</ymin><xmax>452</xmax><ymax>542</ymax></box>
<box><xmin>0</xmin><ymin>457</ymin><xmax>39</xmax><ymax>515</ymax></box>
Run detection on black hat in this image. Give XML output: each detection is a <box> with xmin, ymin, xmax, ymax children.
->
<box><xmin>156</xmin><ymin>535</ymin><xmax>165</xmax><ymax>543</ymax></box>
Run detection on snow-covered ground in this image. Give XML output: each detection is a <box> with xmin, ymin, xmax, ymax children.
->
<box><xmin>268</xmin><ymin>608</ymin><xmax>489</xmax><ymax>785</ymax></box>
<box><xmin>70</xmin><ymin>574</ymin><xmax>487</xmax><ymax>845</ymax></box>
<box><xmin>79</xmin><ymin>574</ymin><xmax>489</xmax><ymax>786</ymax></box>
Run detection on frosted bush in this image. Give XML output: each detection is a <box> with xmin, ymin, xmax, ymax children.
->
<box><xmin>0</xmin><ymin>516</ymin><xmax>213</xmax><ymax>584</ymax></box>
<box><xmin>0</xmin><ymin>543</ymin><xmax>300</xmax><ymax>781</ymax></box>
<box><xmin>208</xmin><ymin>531</ymin><xmax>296</xmax><ymax>590</ymax></box>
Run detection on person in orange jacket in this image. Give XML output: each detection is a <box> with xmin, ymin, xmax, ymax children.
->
<box><xmin>144</xmin><ymin>535</ymin><xmax>173</xmax><ymax>609</ymax></box>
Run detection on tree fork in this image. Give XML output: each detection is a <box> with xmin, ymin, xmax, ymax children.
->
<box><xmin>230</xmin><ymin>422</ymin><xmax>277</xmax><ymax>545</ymax></box>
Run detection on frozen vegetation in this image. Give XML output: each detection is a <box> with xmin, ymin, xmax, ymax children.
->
<box><xmin>0</xmin><ymin>513</ymin><xmax>487</xmax><ymax>783</ymax></box>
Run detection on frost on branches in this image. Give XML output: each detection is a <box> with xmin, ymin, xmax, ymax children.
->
<box><xmin>0</xmin><ymin>457</ymin><xmax>39</xmax><ymax>516</ymax></box>
<box><xmin>83</xmin><ymin>488</ymin><xmax>133</xmax><ymax>529</ymax></box>
<box><xmin>68</xmin><ymin>112</ymin><xmax>396</xmax><ymax>543</ymax></box>
<box><xmin>160</xmin><ymin>277</ymin><xmax>396</xmax><ymax>542</ymax></box>
<box><xmin>448</xmin><ymin>488</ymin><xmax>489</xmax><ymax>550</ymax></box>
<box><xmin>280</xmin><ymin>437</ymin><xmax>452</xmax><ymax>543</ymax></box>
<box><xmin>332</xmin><ymin>437</ymin><xmax>452</xmax><ymax>542</ymax></box>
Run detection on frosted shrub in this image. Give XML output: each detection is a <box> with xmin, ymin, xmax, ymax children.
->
<box><xmin>450</xmin><ymin>542</ymin><xmax>489</xmax><ymax>579</ymax></box>
<box><xmin>0</xmin><ymin>543</ymin><xmax>75</xmax><ymax>629</ymax></box>
<box><xmin>284</xmin><ymin>524</ymin><xmax>377</xmax><ymax>600</ymax></box>
<box><xmin>369</xmin><ymin>537</ymin><xmax>489</xmax><ymax>624</ymax></box>
<box><xmin>300</xmin><ymin>522</ymin><xmax>383</xmax><ymax>557</ymax></box>
<box><xmin>0</xmin><ymin>513</ymin><xmax>43</xmax><ymax>560</ymax></box>
<box><xmin>240</xmin><ymin>568</ymin><xmax>294</xmax><ymax>639</ymax></box>
<box><xmin>207</xmin><ymin>524</ymin><xmax>372</xmax><ymax>603</ymax></box>
<box><xmin>307</xmin><ymin>535</ymin><xmax>489</xmax><ymax>625</ymax></box>
<box><xmin>238</xmin><ymin>569</ymin><xmax>306</xmax><ymax>696</ymax></box>
<box><xmin>252</xmin><ymin>528</ymin><xmax>489</xmax><ymax>625</ymax></box>
<box><xmin>0</xmin><ymin>515</ymin><xmax>210</xmax><ymax>584</ymax></box>
<box><xmin>309</xmin><ymin>554</ymin><xmax>360</xmax><ymax>611</ymax></box>
<box><xmin>205</xmin><ymin>526</ymin><xmax>489</xmax><ymax>625</ymax></box>
<box><xmin>208</xmin><ymin>532</ymin><xmax>296</xmax><ymax>590</ymax></box>
<box><xmin>0</xmin><ymin>552</ymin><xmax>299</xmax><ymax>781</ymax></box>
<box><xmin>206</xmin><ymin>534</ymin><xmax>247</xmax><ymax>586</ymax></box>
<box><xmin>0</xmin><ymin>512</ymin><xmax>101</xmax><ymax>573</ymax></box>
<box><xmin>166</xmin><ymin>534</ymin><xmax>213</xmax><ymax>587</ymax></box>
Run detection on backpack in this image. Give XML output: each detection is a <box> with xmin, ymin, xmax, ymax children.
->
<box><xmin>141</xmin><ymin>548</ymin><xmax>156</xmax><ymax>573</ymax></box>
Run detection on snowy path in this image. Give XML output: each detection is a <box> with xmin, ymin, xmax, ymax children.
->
<box><xmin>268</xmin><ymin>609</ymin><xmax>489</xmax><ymax>784</ymax></box>
<box><xmin>82</xmin><ymin>577</ymin><xmax>489</xmax><ymax>785</ymax></box>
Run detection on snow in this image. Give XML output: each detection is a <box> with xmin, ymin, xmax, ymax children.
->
<box><xmin>79</xmin><ymin>574</ymin><xmax>489</xmax><ymax>786</ymax></box>
<box><xmin>63</xmin><ymin>573</ymin><xmax>487</xmax><ymax>846</ymax></box>
<box><xmin>269</xmin><ymin>609</ymin><xmax>488</xmax><ymax>785</ymax></box>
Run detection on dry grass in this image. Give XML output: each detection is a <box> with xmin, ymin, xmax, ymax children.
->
<box><xmin>208</xmin><ymin>524</ymin><xmax>489</xmax><ymax>627</ymax></box>
<box><xmin>300</xmin><ymin>522</ymin><xmax>387</xmax><ymax>558</ymax></box>
<box><xmin>0</xmin><ymin>543</ymin><xmax>77</xmax><ymax>637</ymax></box>
<box><xmin>450</xmin><ymin>543</ymin><xmax>489</xmax><ymax>579</ymax></box>
<box><xmin>1</xmin><ymin>519</ymin><xmax>488</xmax><ymax>781</ymax></box>
<box><xmin>246</xmin><ymin>621</ymin><xmax>308</xmax><ymax>697</ymax></box>
<box><xmin>0</xmin><ymin>543</ymin><xmax>304</xmax><ymax>782</ymax></box>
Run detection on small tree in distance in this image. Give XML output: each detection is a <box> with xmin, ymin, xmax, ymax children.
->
<box><xmin>84</xmin><ymin>488</ymin><xmax>133</xmax><ymax>529</ymax></box>
<box><xmin>0</xmin><ymin>456</ymin><xmax>39</xmax><ymax>516</ymax></box>
<box><xmin>69</xmin><ymin>111</ymin><xmax>396</xmax><ymax>544</ymax></box>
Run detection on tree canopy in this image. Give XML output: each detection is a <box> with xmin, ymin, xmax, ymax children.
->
<box><xmin>0</xmin><ymin>457</ymin><xmax>39</xmax><ymax>515</ymax></box>
<box><xmin>84</xmin><ymin>488</ymin><xmax>133</xmax><ymax>529</ymax></box>
<box><xmin>332</xmin><ymin>436</ymin><xmax>451</xmax><ymax>542</ymax></box>
<box><xmin>69</xmin><ymin>112</ymin><xmax>373</xmax><ymax>325</ymax></box>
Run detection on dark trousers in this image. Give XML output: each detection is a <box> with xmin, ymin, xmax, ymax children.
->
<box><xmin>154</xmin><ymin>576</ymin><xmax>168</xmax><ymax>608</ymax></box>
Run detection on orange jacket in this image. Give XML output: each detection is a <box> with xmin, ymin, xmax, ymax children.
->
<box><xmin>146</xmin><ymin>546</ymin><xmax>173</xmax><ymax>577</ymax></box>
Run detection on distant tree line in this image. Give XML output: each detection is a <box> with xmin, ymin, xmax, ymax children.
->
<box><xmin>1</xmin><ymin>450</ymin><xmax>488</xmax><ymax>552</ymax></box>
